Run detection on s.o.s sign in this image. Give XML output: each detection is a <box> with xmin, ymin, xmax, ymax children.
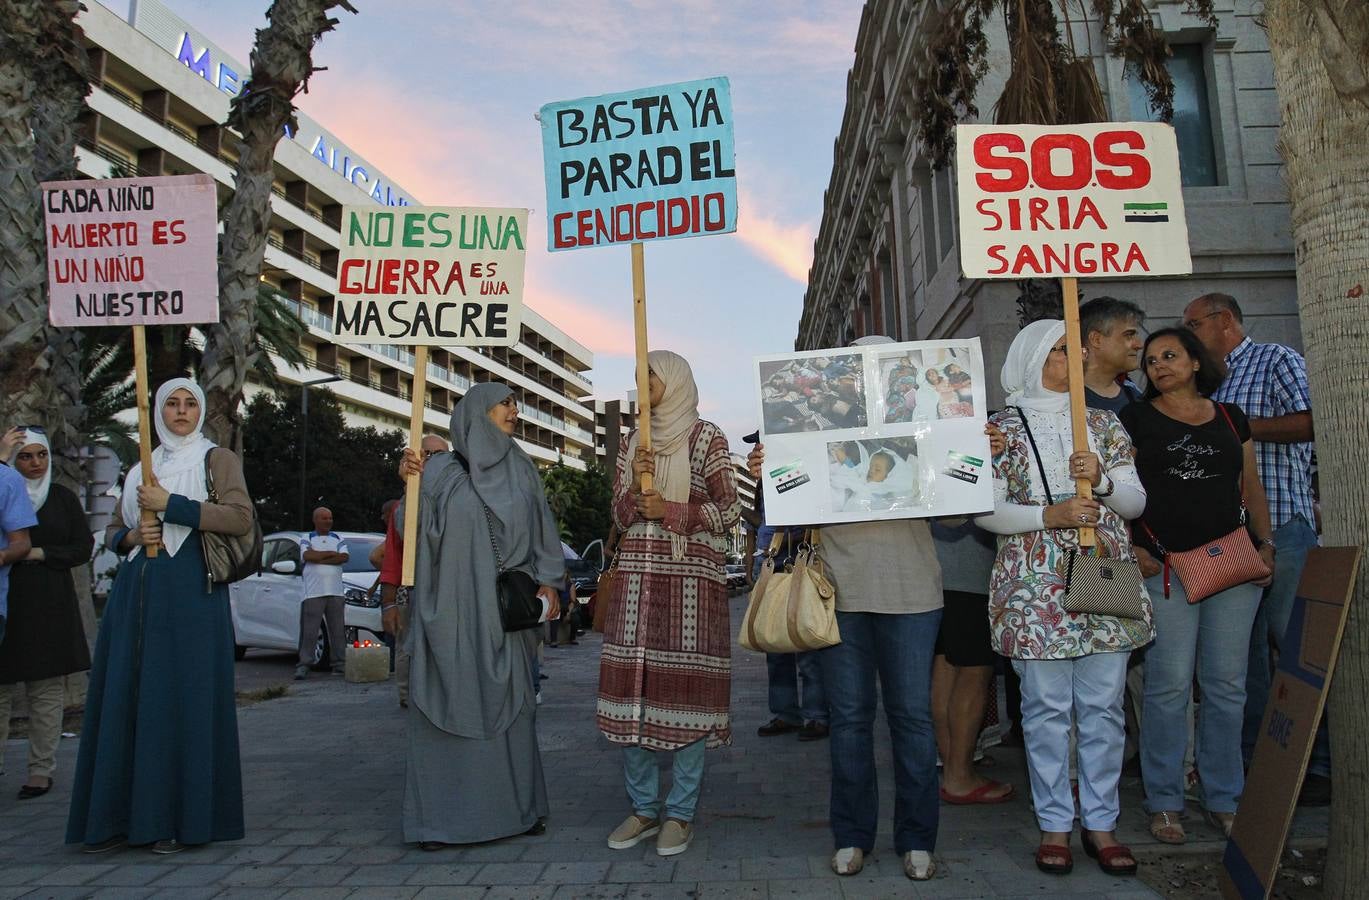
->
<box><xmin>954</xmin><ymin>122</ymin><xmax>1191</xmax><ymax>280</ymax></box>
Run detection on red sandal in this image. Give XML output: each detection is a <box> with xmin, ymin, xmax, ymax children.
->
<box><xmin>939</xmin><ymin>780</ymin><xmax>1015</xmax><ymax>805</ymax></box>
<box><xmin>1034</xmin><ymin>843</ymin><xmax>1073</xmax><ymax>875</ymax></box>
<box><xmin>1081</xmin><ymin>832</ymin><xmax>1138</xmax><ymax>876</ymax></box>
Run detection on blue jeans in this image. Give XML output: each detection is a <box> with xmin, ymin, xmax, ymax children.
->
<box><xmin>819</xmin><ymin>608</ymin><xmax>941</xmax><ymax>854</ymax></box>
<box><xmin>1013</xmin><ymin>652</ymin><xmax>1128</xmax><ymax>833</ymax></box>
<box><xmin>766</xmin><ymin>651</ymin><xmax>828</xmax><ymax>725</ymax></box>
<box><xmin>1142</xmin><ymin>574</ymin><xmax>1260</xmax><ymax>813</ymax></box>
<box><xmin>622</xmin><ymin>740</ymin><xmax>706</xmax><ymax>822</ymax></box>
<box><xmin>1241</xmin><ymin>515</ymin><xmax>1327</xmax><ymax>775</ymax></box>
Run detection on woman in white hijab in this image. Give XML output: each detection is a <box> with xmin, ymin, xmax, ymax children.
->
<box><xmin>598</xmin><ymin>350</ymin><xmax>741</xmax><ymax>859</ymax></box>
<box><xmin>976</xmin><ymin>321</ymin><xmax>1152</xmax><ymax>878</ymax></box>
<box><xmin>67</xmin><ymin>379</ymin><xmax>254</xmax><ymax>855</ymax></box>
<box><xmin>0</xmin><ymin>427</ymin><xmax>92</xmax><ymax>799</ymax></box>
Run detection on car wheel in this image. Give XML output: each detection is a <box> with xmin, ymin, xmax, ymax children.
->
<box><xmin>311</xmin><ymin>624</ymin><xmax>330</xmax><ymax>671</ymax></box>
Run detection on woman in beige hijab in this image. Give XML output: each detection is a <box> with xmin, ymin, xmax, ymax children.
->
<box><xmin>597</xmin><ymin>350</ymin><xmax>741</xmax><ymax>858</ymax></box>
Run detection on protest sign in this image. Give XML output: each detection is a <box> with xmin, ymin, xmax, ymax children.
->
<box><xmin>1220</xmin><ymin>547</ymin><xmax>1361</xmax><ymax>900</ymax></box>
<box><xmin>333</xmin><ymin>205</ymin><xmax>527</xmax><ymax>346</ymax></box>
<box><xmin>954</xmin><ymin>122</ymin><xmax>1191</xmax><ymax>544</ymax></box>
<box><xmin>954</xmin><ymin>122</ymin><xmax>1191</xmax><ymax>279</ymax></box>
<box><xmin>755</xmin><ymin>339</ymin><xmax>994</xmax><ymax>526</ymax></box>
<box><xmin>43</xmin><ymin>173</ymin><xmax>219</xmax><ymax>327</ymax></box>
<box><xmin>42</xmin><ymin>173</ymin><xmax>221</xmax><ymax>558</ymax></box>
<box><xmin>539</xmin><ymin>76</ymin><xmax>738</xmax><ymax>493</ymax></box>
<box><xmin>539</xmin><ymin>76</ymin><xmax>736</xmax><ymax>252</ymax></box>
<box><xmin>334</xmin><ymin>204</ymin><xmax>528</xmax><ymax>583</ymax></box>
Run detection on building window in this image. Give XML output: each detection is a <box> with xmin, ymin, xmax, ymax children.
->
<box><xmin>915</xmin><ymin>164</ymin><xmax>937</xmax><ymax>283</ymax></box>
<box><xmin>1126</xmin><ymin>43</ymin><xmax>1220</xmax><ymax>187</ymax></box>
<box><xmin>934</xmin><ymin>168</ymin><xmax>956</xmax><ymax>261</ymax></box>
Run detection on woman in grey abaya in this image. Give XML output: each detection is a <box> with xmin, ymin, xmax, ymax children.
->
<box><xmin>399</xmin><ymin>383</ymin><xmax>565</xmax><ymax>848</ymax></box>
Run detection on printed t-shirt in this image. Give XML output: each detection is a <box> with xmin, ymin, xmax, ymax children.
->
<box><xmin>300</xmin><ymin>531</ymin><xmax>349</xmax><ymax>598</ymax></box>
<box><xmin>1119</xmin><ymin>401</ymin><xmax>1251</xmax><ymax>554</ymax></box>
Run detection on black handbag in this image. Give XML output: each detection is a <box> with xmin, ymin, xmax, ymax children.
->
<box><xmin>482</xmin><ymin>504</ymin><xmax>544</xmax><ymax>632</ymax></box>
<box><xmin>451</xmin><ymin>450</ymin><xmax>543</xmax><ymax>632</ymax></box>
<box><xmin>200</xmin><ymin>449</ymin><xmax>263</xmax><ymax>588</ymax></box>
<box><xmin>1016</xmin><ymin>408</ymin><xmax>1146</xmax><ymax>620</ymax></box>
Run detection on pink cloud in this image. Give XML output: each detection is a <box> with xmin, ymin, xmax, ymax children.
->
<box><xmin>735</xmin><ymin>192</ymin><xmax>815</xmax><ymax>284</ymax></box>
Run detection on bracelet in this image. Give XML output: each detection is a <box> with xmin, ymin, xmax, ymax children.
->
<box><xmin>381</xmin><ymin>603</ymin><xmax>398</xmax><ymax>612</ymax></box>
<box><xmin>1258</xmin><ymin>537</ymin><xmax>1276</xmax><ymax>550</ymax></box>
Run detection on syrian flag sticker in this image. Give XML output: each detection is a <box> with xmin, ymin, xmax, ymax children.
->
<box><xmin>1123</xmin><ymin>202</ymin><xmax>1169</xmax><ymax>223</ymax></box>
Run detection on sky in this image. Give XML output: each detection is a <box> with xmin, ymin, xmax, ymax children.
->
<box><xmin>109</xmin><ymin>0</ymin><xmax>863</xmax><ymax>449</ymax></box>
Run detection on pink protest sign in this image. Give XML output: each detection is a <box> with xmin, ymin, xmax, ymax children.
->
<box><xmin>42</xmin><ymin>173</ymin><xmax>219</xmax><ymax>326</ymax></box>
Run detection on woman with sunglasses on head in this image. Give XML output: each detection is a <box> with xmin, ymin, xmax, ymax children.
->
<box><xmin>977</xmin><ymin>320</ymin><xmax>1152</xmax><ymax>878</ymax></box>
<box><xmin>1118</xmin><ymin>328</ymin><xmax>1274</xmax><ymax>844</ymax></box>
<box><xmin>0</xmin><ymin>427</ymin><xmax>92</xmax><ymax>800</ymax></box>
<box><xmin>66</xmin><ymin>379</ymin><xmax>254</xmax><ymax>855</ymax></box>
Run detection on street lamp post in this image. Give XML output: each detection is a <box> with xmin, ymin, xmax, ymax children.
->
<box><xmin>299</xmin><ymin>374</ymin><xmax>344</xmax><ymax>527</ymax></box>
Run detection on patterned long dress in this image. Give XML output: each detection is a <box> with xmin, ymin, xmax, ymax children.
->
<box><xmin>986</xmin><ymin>407</ymin><xmax>1154</xmax><ymax>660</ymax></box>
<box><xmin>597</xmin><ymin>420</ymin><xmax>741</xmax><ymax>750</ymax></box>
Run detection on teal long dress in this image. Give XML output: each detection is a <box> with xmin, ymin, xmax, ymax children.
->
<box><xmin>66</xmin><ymin>455</ymin><xmax>249</xmax><ymax>847</ymax></box>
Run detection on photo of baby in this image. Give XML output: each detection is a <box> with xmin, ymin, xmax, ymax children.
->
<box><xmin>877</xmin><ymin>347</ymin><xmax>976</xmax><ymax>423</ymax></box>
<box><xmin>760</xmin><ymin>353</ymin><xmax>868</xmax><ymax>434</ymax></box>
<box><xmin>827</xmin><ymin>437</ymin><xmax>931</xmax><ymax>513</ymax></box>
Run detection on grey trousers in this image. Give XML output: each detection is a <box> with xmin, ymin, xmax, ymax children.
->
<box><xmin>299</xmin><ymin>594</ymin><xmax>346</xmax><ymax>668</ymax></box>
<box><xmin>0</xmin><ymin>678</ymin><xmax>66</xmax><ymax>778</ymax></box>
<box><xmin>394</xmin><ymin>599</ymin><xmax>411</xmax><ymax>704</ymax></box>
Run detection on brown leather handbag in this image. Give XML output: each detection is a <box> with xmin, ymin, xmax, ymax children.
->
<box><xmin>591</xmin><ymin>526</ymin><xmax>621</xmax><ymax>633</ymax></box>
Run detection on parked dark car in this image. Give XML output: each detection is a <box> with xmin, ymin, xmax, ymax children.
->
<box><xmin>723</xmin><ymin>563</ymin><xmax>749</xmax><ymax>590</ymax></box>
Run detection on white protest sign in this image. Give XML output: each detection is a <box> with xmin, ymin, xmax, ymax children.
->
<box><xmin>43</xmin><ymin>173</ymin><xmax>219</xmax><ymax>326</ymax></box>
<box><xmin>333</xmin><ymin>206</ymin><xmax>528</xmax><ymax>346</ymax></box>
<box><xmin>755</xmin><ymin>339</ymin><xmax>995</xmax><ymax>526</ymax></box>
<box><xmin>954</xmin><ymin>122</ymin><xmax>1191</xmax><ymax>279</ymax></box>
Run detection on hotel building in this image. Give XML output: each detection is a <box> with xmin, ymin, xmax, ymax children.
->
<box><xmin>798</xmin><ymin>0</ymin><xmax>1300</xmax><ymax>407</ymax></box>
<box><xmin>76</xmin><ymin>0</ymin><xmax>597</xmax><ymax>467</ymax></box>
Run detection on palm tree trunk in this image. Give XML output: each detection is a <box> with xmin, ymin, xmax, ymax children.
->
<box><xmin>199</xmin><ymin>0</ymin><xmax>356</xmax><ymax>452</ymax></box>
<box><xmin>1264</xmin><ymin>1</ymin><xmax>1369</xmax><ymax>893</ymax></box>
<box><xmin>0</xmin><ymin>11</ymin><xmax>60</xmax><ymax>435</ymax></box>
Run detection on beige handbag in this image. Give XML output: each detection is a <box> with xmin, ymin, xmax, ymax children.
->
<box><xmin>739</xmin><ymin>530</ymin><xmax>840</xmax><ymax>654</ymax></box>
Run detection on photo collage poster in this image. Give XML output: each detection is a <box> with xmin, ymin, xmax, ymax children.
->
<box><xmin>754</xmin><ymin>338</ymin><xmax>995</xmax><ymax>525</ymax></box>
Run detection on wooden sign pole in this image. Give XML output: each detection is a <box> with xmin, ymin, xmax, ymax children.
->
<box><xmin>400</xmin><ymin>345</ymin><xmax>429</xmax><ymax>586</ymax></box>
<box><xmin>632</xmin><ymin>241</ymin><xmax>653</xmax><ymax>492</ymax></box>
<box><xmin>131</xmin><ymin>325</ymin><xmax>159</xmax><ymax>558</ymax></box>
<box><xmin>1061</xmin><ymin>277</ymin><xmax>1095</xmax><ymax>547</ymax></box>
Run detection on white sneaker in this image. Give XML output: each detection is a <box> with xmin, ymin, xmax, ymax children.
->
<box><xmin>831</xmin><ymin>846</ymin><xmax>864</xmax><ymax>875</ymax></box>
<box><xmin>903</xmin><ymin>850</ymin><xmax>936</xmax><ymax>880</ymax></box>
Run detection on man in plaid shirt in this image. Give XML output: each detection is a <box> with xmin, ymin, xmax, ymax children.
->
<box><xmin>1183</xmin><ymin>292</ymin><xmax>1328</xmax><ymax>802</ymax></box>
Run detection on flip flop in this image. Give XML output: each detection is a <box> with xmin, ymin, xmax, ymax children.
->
<box><xmin>939</xmin><ymin>780</ymin><xmax>1015</xmax><ymax>805</ymax></box>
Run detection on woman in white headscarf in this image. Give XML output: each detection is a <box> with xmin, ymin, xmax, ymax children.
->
<box><xmin>0</xmin><ymin>428</ymin><xmax>92</xmax><ymax>800</ymax></box>
<box><xmin>598</xmin><ymin>350</ymin><xmax>741</xmax><ymax>859</ymax></box>
<box><xmin>976</xmin><ymin>321</ymin><xmax>1151</xmax><ymax>878</ymax></box>
<box><xmin>66</xmin><ymin>379</ymin><xmax>254</xmax><ymax>855</ymax></box>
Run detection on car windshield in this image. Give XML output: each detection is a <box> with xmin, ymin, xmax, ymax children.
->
<box><xmin>342</xmin><ymin>538</ymin><xmax>382</xmax><ymax>573</ymax></box>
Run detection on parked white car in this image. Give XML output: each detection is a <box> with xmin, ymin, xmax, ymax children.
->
<box><xmin>229</xmin><ymin>530</ymin><xmax>386</xmax><ymax>664</ymax></box>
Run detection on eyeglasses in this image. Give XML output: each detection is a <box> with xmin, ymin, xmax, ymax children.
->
<box><xmin>1183</xmin><ymin>311</ymin><xmax>1222</xmax><ymax>330</ymax></box>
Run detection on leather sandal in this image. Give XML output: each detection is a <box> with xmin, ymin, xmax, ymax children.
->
<box><xmin>1035</xmin><ymin>843</ymin><xmax>1073</xmax><ymax>875</ymax></box>
<box><xmin>1082</xmin><ymin>832</ymin><xmax>1138</xmax><ymax>876</ymax></box>
<box><xmin>1203</xmin><ymin>809</ymin><xmax>1235</xmax><ymax>837</ymax></box>
<box><xmin>1149</xmin><ymin>811</ymin><xmax>1186</xmax><ymax>844</ymax></box>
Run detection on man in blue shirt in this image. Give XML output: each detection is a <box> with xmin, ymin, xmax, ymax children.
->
<box><xmin>1183</xmin><ymin>291</ymin><xmax>1325</xmax><ymax>801</ymax></box>
<box><xmin>0</xmin><ymin>459</ymin><xmax>39</xmax><ymax>645</ymax></box>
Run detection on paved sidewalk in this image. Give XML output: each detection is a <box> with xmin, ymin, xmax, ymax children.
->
<box><xmin>0</xmin><ymin>593</ymin><xmax>1326</xmax><ymax>898</ymax></box>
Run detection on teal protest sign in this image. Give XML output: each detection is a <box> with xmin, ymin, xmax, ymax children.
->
<box><xmin>539</xmin><ymin>76</ymin><xmax>737</xmax><ymax>252</ymax></box>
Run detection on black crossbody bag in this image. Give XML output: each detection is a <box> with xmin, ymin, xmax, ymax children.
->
<box><xmin>452</xmin><ymin>451</ymin><xmax>543</xmax><ymax>632</ymax></box>
<box><xmin>1016</xmin><ymin>408</ymin><xmax>1146</xmax><ymax>620</ymax></box>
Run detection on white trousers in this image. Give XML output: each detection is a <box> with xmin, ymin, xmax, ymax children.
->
<box><xmin>1014</xmin><ymin>652</ymin><xmax>1128</xmax><ymax>833</ymax></box>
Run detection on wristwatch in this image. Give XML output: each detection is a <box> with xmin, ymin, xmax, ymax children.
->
<box><xmin>1259</xmin><ymin>537</ymin><xmax>1277</xmax><ymax>550</ymax></box>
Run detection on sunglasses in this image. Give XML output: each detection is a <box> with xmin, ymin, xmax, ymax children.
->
<box><xmin>15</xmin><ymin>425</ymin><xmax>47</xmax><ymax>434</ymax></box>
